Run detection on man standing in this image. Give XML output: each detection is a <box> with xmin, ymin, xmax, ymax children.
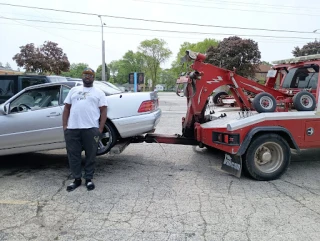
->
<box><xmin>62</xmin><ymin>68</ymin><xmax>108</xmax><ymax>192</ymax></box>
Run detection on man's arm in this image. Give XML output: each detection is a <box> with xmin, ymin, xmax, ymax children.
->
<box><xmin>62</xmin><ymin>104</ymin><xmax>71</xmax><ymax>130</ymax></box>
<box><xmin>99</xmin><ymin>106</ymin><xmax>107</xmax><ymax>133</ymax></box>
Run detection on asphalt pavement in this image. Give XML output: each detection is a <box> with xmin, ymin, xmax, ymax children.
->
<box><xmin>0</xmin><ymin>92</ymin><xmax>320</xmax><ymax>241</ymax></box>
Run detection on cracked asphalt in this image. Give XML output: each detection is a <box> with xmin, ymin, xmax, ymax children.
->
<box><xmin>1</xmin><ymin>92</ymin><xmax>320</xmax><ymax>241</ymax></box>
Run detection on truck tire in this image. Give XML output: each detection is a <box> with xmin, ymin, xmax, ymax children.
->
<box><xmin>96</xmin><ymin>121</ymin><xmax>117</xmax><ymax>156</ymax></box>
<box><xmin>244</xmin><ymin>134</ymin><xmax>291</xmax><ymax>181</ymax></box>
<box><xmin>253</xmin><ymin>92</ymin><xmax>277</xmax><ymax>113</ymax></box>
<box><xmin>213</xmin><ymin>91</ymin><xmax>228</xmax><ymax>105</ymax></box>
<box><xmin>293</xmin><ymin>91</ymin><xmax>316</xmax><ymax>111</ymax></box>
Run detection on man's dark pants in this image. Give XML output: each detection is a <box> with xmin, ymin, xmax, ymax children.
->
<box><xmin>64</xmin><ymin>128</ymin><xmax>100</xmax><ymax>180</ymax></box>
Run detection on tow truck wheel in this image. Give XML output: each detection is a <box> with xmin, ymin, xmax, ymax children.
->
<box><xmin>252</xmin><ymin>92</ymin><xmax>277</xmax><ymax>113</ymax></box>
<box><xmin>244</xmin><ymin>134</ymin><xmax>290</xmax><ymax>181</ymax></box>
<box><xmin>293</xmin><ymin>91</ymin><xmax>316</xmax><ymax>111</ymax></box>
<box><xmin>213</xmin><ymin>91</ymin><xmax>228</xmax><ymax>105</ymax></box>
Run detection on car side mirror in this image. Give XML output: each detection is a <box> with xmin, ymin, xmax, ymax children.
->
<box><xmin>3</xmin><ymin>103</ymin><xmax>10</xmax><ymax>115</ymax></box>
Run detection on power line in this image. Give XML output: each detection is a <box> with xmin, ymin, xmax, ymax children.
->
<box><xmin>181</xmin><ymin>0</ymin><xmax>320</xmax><ymax>11</ymax></box>
<box><xmin>0</xmin><ymin>16</ymin><xmax>316</xmax><ymax>40</ymax></box>
<box><xmin>0</xmin><ymin>16</ymin><xmax>100</xmax><ymax>49</ymax></box>
<box><xmin>0</xmin><ymin>16</ymin><xmax>99</xmax><ymax>27</ymax></box>
<box><xmin>1</xmin><ymin>21</ymin><xmax>309</xmax><ymax>44</ymax></box>
<box><xmin>134</xmin><ymin>0</ymin><xmax>320</xmax><ymax>17</ymax></box>
<box><xmin>103</xmin><ymin>25</ymin><xmax>316</xmax><ymax>40</ymax></box>
<box><xmin>0</xmin><ymin>2</ymin><xmax>319</xmax><ymax>35</ymax></box>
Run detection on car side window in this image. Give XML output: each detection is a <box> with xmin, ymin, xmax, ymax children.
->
<box><xmin>18</xmin><ymin>77</ymin><xmax>47</xmax><ymax>89</ymax></box>
<box><xmin>10</xmin><ymin>86</ymin><xmax>61</xmax><ymax>113</ymax></box>
<box><xmin>307</xmin><ymin>73</ymin><xmax>319</xmax><ymax>89</ymax></box>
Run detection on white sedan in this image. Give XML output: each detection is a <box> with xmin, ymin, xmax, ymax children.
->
<box><xmin>0</xmin><ymin>81</ymin><xmax>161</xmax><ymax>156</ymax></box>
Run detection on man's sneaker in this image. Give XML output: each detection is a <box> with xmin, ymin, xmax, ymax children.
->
<box><xmin>66</xmin><ymin>179</ymin><xmax>82</xmax><ymax>192</ymax></box>
<box><xmin>85</xmin><ymin>179</ymin><xmax>95</xmax><ymax>191</ymax></box>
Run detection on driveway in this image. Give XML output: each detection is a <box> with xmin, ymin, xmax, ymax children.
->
<box><xmin>0</xmin><ymin>92</ymin><xmax>320</xmax><ymax>241</ymax></box>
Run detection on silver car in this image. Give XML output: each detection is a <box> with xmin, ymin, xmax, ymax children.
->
<box><xmin>0</xmin><ymin>81</ymin><xmax>161</xmax><ymax>156</ymax></box>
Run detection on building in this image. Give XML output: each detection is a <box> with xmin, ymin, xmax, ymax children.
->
<box><xmin>255</xmin><ymin>64</ymin><xmax>272</xmax><ymax>83</ymax></box>
<box><xmin>0</xmin><ymin>66</ymin><xmax>22</xmax><ymax>75</ymax></box>
<box><xmin>155</xmin><ymin>84</ymin><xmax>166</xmax><ymax>91</ymax></box>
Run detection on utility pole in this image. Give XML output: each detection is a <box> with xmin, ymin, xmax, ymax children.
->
<box><xmin>313</xmin><ymin>29</ymin><xmax>320</xmax><ymax>41</ymax></box>
<box><xmin>98</xmin><ymin>15</ymin><xmax>106</xmax><ymax>81</ymax></box>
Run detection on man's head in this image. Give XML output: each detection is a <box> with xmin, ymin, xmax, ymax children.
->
<box><xmin>82</xmin><ymin>68</ymin><xmax>95</xmax><ymax>87</ymax></box>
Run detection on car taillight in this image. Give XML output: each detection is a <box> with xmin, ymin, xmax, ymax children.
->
<box><xmin>212</xmin><ymin>132</ymin><xmax>240</xmax><ymax>145</ymax></box>
<box><xmin>138</xmin><ymin>100</ymin><xmax>156</xmax><ymax>113</ymax></box>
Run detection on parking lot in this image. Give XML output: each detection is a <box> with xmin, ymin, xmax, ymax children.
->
<box><xmin>1</xmin><ymin>92</ymin><xmax>320</xmax><ymax>241</ymax></box>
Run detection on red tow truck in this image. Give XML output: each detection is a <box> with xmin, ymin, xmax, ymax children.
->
<box><xmin>115</xmin><ymin>51</ymin><xmax>320</xmax><ymax>181</ymax></box>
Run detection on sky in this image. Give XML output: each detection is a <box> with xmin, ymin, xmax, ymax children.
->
<box><xmin>0</xmin><ymin>0</ymin><xmax>320</xmax><ymax>73</ymax></box>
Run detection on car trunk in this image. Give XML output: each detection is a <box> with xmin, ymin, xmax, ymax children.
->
<box><xmin>106</xmin><ymin>91</ymin><xmax>159</xmax><ymax>119</ymax></box>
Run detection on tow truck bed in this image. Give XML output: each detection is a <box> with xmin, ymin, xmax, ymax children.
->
<box><xmin>201</xmin><ymin>110</ymin><xmax>319</xmax><ymax>131</ymax></box>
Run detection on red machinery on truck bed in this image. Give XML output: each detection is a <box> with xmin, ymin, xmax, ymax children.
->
<box><xmin>115</xmin><ymin>51</ymin><xmax>320</xmax><ymax>181</ymax></box>
<box><xmin>212</xmin><ymin>56</ymin><xmax>319</xmax><ymax>109</ymax></box>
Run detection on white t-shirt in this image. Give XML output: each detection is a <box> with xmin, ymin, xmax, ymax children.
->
<box><xmin>64</xmin><ymin>85</ymin><xmax>108</xmax><ymax>129</ymax></box>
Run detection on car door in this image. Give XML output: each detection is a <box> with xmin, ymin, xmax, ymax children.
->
<box><xmin>0</xmin><ymin>85</ymin><xmax>67</xmax><ymax>151</ymax></box>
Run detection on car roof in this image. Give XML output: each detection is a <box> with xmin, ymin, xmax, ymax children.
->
<box><xmin>0</xmin><ymin>75</ymin><xmax>47</xmax><ymax>78</ymax></box>
<box><xmin>24</xmin><ymin>81</ymin><xmax>78</xmax><ymax>90</ymax></box>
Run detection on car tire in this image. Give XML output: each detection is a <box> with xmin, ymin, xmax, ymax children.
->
<box><xmin>96</xmin><ymin>121</ymin><xmax>118</xmax><ymax>156</ymax></box>
<box><xmin>293</xmin><ymin>91</ymin><xmax>316</xmax><ymax>111</ymax></box>
<box><xmin>213</xmin><ymin>91</ymin><xmax>228</xmax><ymax>105</ymax></box>
<box><xmin>244</xmin><ymin>134</ymin><xmax>291</xmax><ymax>181</ymax></box>
<box><xmin>253</xmin><ymin>92</ymin><xmax>277</xmax><ymax>113</ymax></box>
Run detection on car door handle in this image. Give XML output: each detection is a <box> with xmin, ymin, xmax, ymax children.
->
<box><xmin>47</xmin><ymin>112</ymin><xmax>61</xmax><ymax>117</ymax></box>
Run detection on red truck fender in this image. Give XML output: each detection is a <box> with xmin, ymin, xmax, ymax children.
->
<box><xmin>236</xmin><ymin>126</ymin><xmax>300</xmax><ymax>156</ymax></box>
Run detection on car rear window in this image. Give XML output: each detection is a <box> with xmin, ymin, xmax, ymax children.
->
<box><xmin>47</xmin><ymin>76</ymin><xmax>68</xmax><ymax>82</ymax></box>
<box><xmin>282</xmin><ymin>67</ymin><xmax>319</xmax><ymax>89</ymax></box>
<box><xmin>93</xmin><ymin>81</ymin><xmax>122</xmax><ymax>95</ymax></box>
<box><xmin>19</xmin><ymin>77</ymin><xmax>47</xmax><ymax>89</ymax></box>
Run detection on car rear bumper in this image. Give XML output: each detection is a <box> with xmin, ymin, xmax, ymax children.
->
<box><xmin>112</xmin><ymin>108</ymin><xmax>162</xmax><ymax>138</ymax></box>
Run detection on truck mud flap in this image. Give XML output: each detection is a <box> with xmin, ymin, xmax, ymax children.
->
<box><xmin>221</xmin><ymin>153</ymin><xmax>242</xmax><ymax>178</ymax></box>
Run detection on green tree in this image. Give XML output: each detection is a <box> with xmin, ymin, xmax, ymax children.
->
<box><xmin>138</xmin><ymin>38</ymin><xmax>172</xmax><ymax>89</ymax></box>
<box><xmin>160</xmin><ymin>69</ymin><xmax>176</xmax><ymax>91</ymax></box>
<box><xmin>206</xmin><ymin>36</ymin><xmax>261</xmax><ymax>78</ymax></box>
<box><xmin>106</xmin><ymin>51</ymin><xmax>149</xmax><ymax>85</ymax></box>
<box><xmin>122</xmin><ymin>51</ymin><xmax>146</xmax><ymax>73</ymax></box>
<box><xmin>96</xmin><ymin>64</ymin><xmax>110</xmax><ymax>81</ymax></box>
<box><xmin>292</xmin><ymin>40</ymin><xmax>320</xmax><ymax>57</ymax></box>
<box><xmin>261</xmin><ymin>61</ymin><xmax>272</xmax><ymax>66</ymax></box>
<box><xmin>171</xmin><ymin>38</ymin><xmax>219</xmax><ymax>77</ymax></box>
<box><xmin>61</xmin><ymin>63</ymin><xmax>88</xmax><ymax>78</ymax></box>
<box><xmin>108</xmin><ymin>60</ymin><xmax>120</xmax><ymax>83</ymax></box>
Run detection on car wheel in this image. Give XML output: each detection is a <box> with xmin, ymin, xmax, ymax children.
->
<box><xmin>96</xmin><ymin>121</ymin><xmax>117</xmax><ymax>156</ymax></box>
<box><xmin>253</xmin><ymin>92</ymin><xmax>277</xmax><ymax>113</ymax></box>
<box><xmin>213</xmin><ymin>91</ymin><xmax>228</xmax><ymax>105</ymax></box>
<box><xmin>244</xmin><ymin>134</ymin><xmax>290</xmax><ymax>181</ymax></box>
<box><xmin>293</xmin><ymin>91</ymin><xmax>316</xmax><ymax>111</ymax></box>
